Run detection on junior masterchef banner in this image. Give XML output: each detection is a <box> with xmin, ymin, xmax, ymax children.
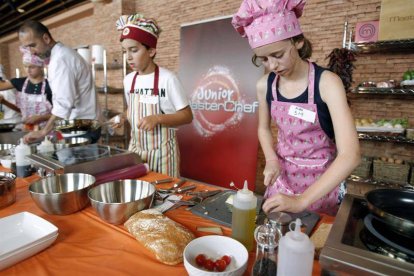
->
<box><xmin>178</xmin><ymin>16</ymin><xmax>262</xmax><ymax>190</ymax></box>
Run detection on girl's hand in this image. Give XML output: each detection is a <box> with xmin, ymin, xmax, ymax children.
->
<box><xmin>137</xmin><ymin>115</ymin><xmax>160</xmax><ymax>131</ymax></box>
<box><xmin>263</xmin><ymin>160</ymin><xmax>280</xmax><ymax>187</ymax></box>
<box><xmin>262</xmin><ymin>193</ymin><xmax>308</xmax><ymax>214</ymax></box>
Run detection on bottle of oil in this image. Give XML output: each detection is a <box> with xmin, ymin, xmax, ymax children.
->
<box><xmin>231</xmin><ymin>180</ymin><xmax>257</xmax><ymax>251</ymax></box>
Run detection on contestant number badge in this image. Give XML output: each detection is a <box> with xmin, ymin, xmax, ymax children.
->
<box><xmin>288</xmin><ymin>105</ymin><xmax>316</xmax><ymax>123</ymax></box>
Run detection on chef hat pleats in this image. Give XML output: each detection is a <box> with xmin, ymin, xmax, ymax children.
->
<box><xmin>116</xmin><ymin>13</ymin><xmax>161</xmax><ymax>49</ymax></box>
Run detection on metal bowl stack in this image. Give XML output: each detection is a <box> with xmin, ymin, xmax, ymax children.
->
<box><xmin>29</xmin><ymin>173</ymin><xmax>96</xmax><ymax>215</ymax></box>
<box><xmin>88</xmin><ymin>180</ymin><xmax>156</xmax><ymax>225</ymax></box>
<box><xmin>0</xmin><ymin>172</ymin><xmax>16</xmax><ymax>209</ymax></box>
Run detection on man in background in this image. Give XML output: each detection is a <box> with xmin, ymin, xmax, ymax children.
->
<box><xmin>18</xmin><ymin>20</ymin><xmax>101</xmax><ymax>143</ymax></box>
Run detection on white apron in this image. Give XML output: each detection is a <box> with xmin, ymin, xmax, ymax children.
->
<box><xmin>16</xmin><ymin>78</ymin><xmax>52</xmax><ymax>129</ymax></box>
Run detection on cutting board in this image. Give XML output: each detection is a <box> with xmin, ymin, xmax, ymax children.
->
<box><xmin>191</xmin><ymin>190</ymin><xmax>320</xmax><ymax>235</ymax></box>
<box><xmin>191</xmin><ymin>190</ymin><xmax>263</xmax><ymax>227</ymax></box>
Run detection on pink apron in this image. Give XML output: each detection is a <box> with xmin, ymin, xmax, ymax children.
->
<box><xmin>265</xmin><ymin>62</ymin><xmax>340</xmax><ymax>215</ymax></box>
<box><xmin>16</xmin><ymin>78</ymin><xmax>52</xmax><ymax>128</ymax></box>
<box><xmin>128</xmin><ymin>66</ymin><xmax>180</xmax><ymax>177</ymax></box>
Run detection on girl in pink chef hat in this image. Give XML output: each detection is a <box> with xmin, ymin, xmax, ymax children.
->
<box><xmin>0</xmin><ymin>47</ymin><xmax>52</xmax><ymax>130</ymax></box>
<box><xmin>232</xmin><ymin>0</ymin><xmax>360</xmax><ymax>216</ymax></box>
<box><xmin>110</xmin><ymin>14</ymin><xmax>193</xmax><ymax>177</ymax></box>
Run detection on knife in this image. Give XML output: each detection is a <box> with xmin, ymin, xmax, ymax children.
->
<box><xmin>174</xmin><ymin>184</ymin><xmax>197</xmax><ymax>194</ymax></box>
<box><xmin>150</xmin><ymin>178</ymin><xmax>174</xmax><ymax>185</ymax></box>
<box><xmin>158</xmin><ymin>179</ymin><xmax>187</xmax><ymax>193</ymax></box>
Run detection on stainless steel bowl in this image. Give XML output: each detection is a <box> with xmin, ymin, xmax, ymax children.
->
<box><xmin>0</xmin><ymin>172</ymin><xmax>16</xmax><ymax>209</ymax></box>
<box><xmin>0</xmin><ymin>144</ymin><xmax>15</xmax><ymax>156</ymax></box>
<box><xmin>88</xmin><ymin>180</ymin><xmax>156</xmax><ymax>225</ymax></box>
<box><xmin>29</xmin><ymin>173</ymin><xmax>96</xmax><ymax>215</ymax></box>
<box><xmin>64</xmin><ymin>137</ymin><xmax>90</xmax><ymax>147</ymax></box>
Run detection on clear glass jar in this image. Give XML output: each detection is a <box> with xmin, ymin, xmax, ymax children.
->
<box><xmin>252</xmin><ymin>222</ymin><xmax>281</xmax><ymax>276</ymax></box>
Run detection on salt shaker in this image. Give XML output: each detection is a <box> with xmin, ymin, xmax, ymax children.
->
<box><xmin>252</xmin><ymin>222</ymin><xmax>281</xmax><ymax>276</ymax></box>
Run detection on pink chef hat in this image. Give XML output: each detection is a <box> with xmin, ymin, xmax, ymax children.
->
<box><xmin>232</xmin><ymin>0</ymin><xmax>306</xmax><ymax>49</ymax></box>
<box><xmin>19</xmin><ymin>46</ymin><xmax>44</xmax><ymax>67</ymax></box>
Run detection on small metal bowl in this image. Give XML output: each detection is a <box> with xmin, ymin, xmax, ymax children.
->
<box><xmin>0</xmin><ymin>144</ymin><xmax>15</xmax><ymax>156</ymax></box>
<box><xmin>0</xmin><ymin>172</ymin><xmax>16</xmax><ymax>209</ymax></box>
<box><xmin>63</xmin><ymin>137</ymin><xmax>90</xmax><ymax>147</ymax></box>
<box><xmin>88</xmin><ymin>180</ymin><xmax>156</xmax><ymax>225</ymax></box>
<box><xmin>29</xmin><ymin>173</ymin><xmax>96</xmax><ymax>215</ymax></box>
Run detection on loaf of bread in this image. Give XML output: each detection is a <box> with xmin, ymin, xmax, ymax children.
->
<box><xmin>124</xmin><ymin>209</ymin><xmax>195</xmax><ymax>265</ymax></box>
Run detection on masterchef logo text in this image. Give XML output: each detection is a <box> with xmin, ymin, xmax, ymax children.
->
<box><xmin>189</xmin><ymin>66</ymin><xmax>258</xmax><ymax>137</ymax></box>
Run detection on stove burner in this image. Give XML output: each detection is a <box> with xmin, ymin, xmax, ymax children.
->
<box><xmin>360</xmin><ymin>214</ymin><xmax>414</xmax><ymax>263</ymax></box>
<box><xmin>54</xmin><ymin>145</ymin><xmax>110</xmax><ymax>165</ymax></box>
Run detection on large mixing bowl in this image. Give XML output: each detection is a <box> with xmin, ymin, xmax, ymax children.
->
<box><xmin>29</xmin><ymin>173</ymin><xmax>96</xmax><ymax>215</ymax></box>
<box><xmin>88</xmin><ymin>180</ymin><xmax>156</xmax><ymax>225</ymax></box>
<box><xmin>0</xmin><ymin>172</ymin><xmax>16</xmax><ymax>209</ymax></box>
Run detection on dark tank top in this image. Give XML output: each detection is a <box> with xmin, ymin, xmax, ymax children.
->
<box><xmin>266</xmin><ymin>63</ymin><xmax>335</xmax><ymax>140</ymax></box>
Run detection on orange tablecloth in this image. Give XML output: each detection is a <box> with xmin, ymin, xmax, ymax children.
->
<box><xmin>0</xmin><ymin>169</ymin><xmax>333</xmax><ymax>275</ymax></box>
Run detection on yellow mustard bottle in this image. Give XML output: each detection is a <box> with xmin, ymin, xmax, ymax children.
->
<box><xmin>231</xmin><ymin>181</ymin><xmax>257</xmax><ymax>251</ymax></box>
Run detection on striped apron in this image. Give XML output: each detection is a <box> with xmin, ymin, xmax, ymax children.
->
<box><xmin>127</xmin><ymin>66</ymin><xmax>180</xmax><ymax>177</ymax></box>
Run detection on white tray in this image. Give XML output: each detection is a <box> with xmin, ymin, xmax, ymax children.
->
<box><xmin>356</xmin><ymin>126</ymin><xmax>405</xmax><ymax>133</ymax></box>
<box><xmin>0</xmin><ymin>212</ymin><xmax>58</xmax><ymax>270</ymax></box>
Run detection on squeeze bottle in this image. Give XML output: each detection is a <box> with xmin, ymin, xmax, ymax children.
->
<box><xmin>15</xmin><ymin>138</ymin><xmax>32</xmax><ymax>177</ymax></box>
<box><xmin>231</xmin><ymin>181</ymin><xmax>257</xmax><ymax>251</ymax></box>
<box><xmin>37</xmin><ymin>137</ymin><xmax>54</xmax><ymax>153</ymax></box>
<box><xmin>277</xmin><ymin>218</ymin><xmax>315</xmax><ymax>276</ymax></box>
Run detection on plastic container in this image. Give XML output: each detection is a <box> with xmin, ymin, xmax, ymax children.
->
<box><xmin>37</xmin><ymin>137</ymin><xmax>54</xmax><ymax>153</ymax></box>
<box><xmin>277</xmin><ymin>218</ymin><xmax>315</xmax><ymax>276</ymax></box>
<box><xmin>15</xmin><ymin>139</ymin><xmax>32</xmax><ymax>178</ymax></box>
<box><xmin>231</xmin><ymin>180</ymin><xmax>257</xmax><ymax>251</ymax></box>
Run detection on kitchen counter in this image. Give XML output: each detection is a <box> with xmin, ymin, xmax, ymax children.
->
<box><xmin>0</xmin><ymin>168</ymin><xmax>333</xmax><ymax>275</ymax></box>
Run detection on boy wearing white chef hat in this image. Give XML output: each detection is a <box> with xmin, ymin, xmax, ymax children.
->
<box><xmin>232</xmin><ymin>0</ymin><xmax>360</xmax><ymax>216</ymax></box>
<box><xmin>109</xmin><ymin>14</ymin><xmax>193</xmax><ymax>177</ymax></box>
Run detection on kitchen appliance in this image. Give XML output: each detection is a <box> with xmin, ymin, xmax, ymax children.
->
<box><xmin>26</xmin><ymin>144</ymin><xmax>142</xmax><ymax>175</ymax></box>
<box><xmin>320</xmin><ymin>194</ymin><xmax>414</xmax><ymax>275</ymax></box>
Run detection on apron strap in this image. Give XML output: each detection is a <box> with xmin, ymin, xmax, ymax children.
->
<box><xmin>153</xmin><ymin>66</ymin><xmax>159</xmax><ymax>96</ymax></box>
<box><xmin>272</xmin><ymin>61</ymin><xmax>316</xmax><ymax>104</ymax></box>
<box><xmin>130</xmin><ymin>72</ymin><xmax>139</xmax><ymax>93</ymax></box>
<box><xmin>307</xmin><ymin>61</ymin><xmax>315</xmax><ymax>104</ymax></box>
<box><xmin>129</xmin><ymin>66</ymin><xmax>160</xmax><ymax>95</ymax></box>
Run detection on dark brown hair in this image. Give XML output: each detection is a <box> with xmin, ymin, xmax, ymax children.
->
<box><xmin>291</xmin><ymin>34</ymin><xmax>312</xmax><ymax>59</ymax></box>
<box><xmin>19</xmin><ymin>20</ymin><xmax>52</xmax><ymax>39</ymax></box>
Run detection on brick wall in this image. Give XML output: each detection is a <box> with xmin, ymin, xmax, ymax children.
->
<box><xmin>0</xmin><ymin>0</ymin><xmax>413</xmax><ymax>192</ymax></box>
